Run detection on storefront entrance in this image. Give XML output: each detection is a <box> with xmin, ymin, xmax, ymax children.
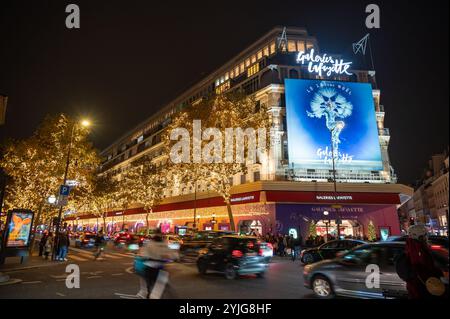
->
<box><xmin>315</xmin><ymin>219</ymin><xmax>363</xmax><ymax>238</ymax></box>
<box><xmin>238</xmin><ymin>220</ymin><xmax>263</xmax><ymax>236</ymax></box>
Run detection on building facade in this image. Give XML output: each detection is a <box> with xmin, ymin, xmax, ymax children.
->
<box><xmin>67</xmin><ymin>27</ymin><xmax>412</xmax><ymax>239</ymax></box>
<box><xmin>410</xmin><ymin>151</ymin><xmax>448</xmax><ymax>235</ymax></box>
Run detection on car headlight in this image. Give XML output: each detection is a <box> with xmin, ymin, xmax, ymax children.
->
<box><xmin>303</xmin><ymin>264</ymin><xmax>312</xmax><ymax>275</ymax></box>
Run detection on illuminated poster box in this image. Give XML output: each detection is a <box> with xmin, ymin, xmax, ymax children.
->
<box><xmin>285</xmin><ymin>79</ymin><xmax>383</xmax><ymax>171</ymax></box>
<box><xmin>5</xmin><ymin>210</ymin><xmax>34</xmax><ymax>248</ymax></box>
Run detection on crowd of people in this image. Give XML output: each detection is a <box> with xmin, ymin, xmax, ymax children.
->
<box><xmin>38</xmin><ymin>230</ymin><xmax>70</xmax><ymax>261</ymax></box>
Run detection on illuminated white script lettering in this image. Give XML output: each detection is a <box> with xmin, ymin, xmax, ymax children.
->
<box><xmin>317</xmin><ymin>146</ymin><xmax>353</xmax><ymax>164</ymax></box>
<box><xmin>296</xmin><ymin>49</ymin><xmax>352</xmax><ymax>76</ymax></box>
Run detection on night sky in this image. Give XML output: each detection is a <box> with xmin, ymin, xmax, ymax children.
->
<box><xmin>0</xmin><ymin>0</ymin><xmax>448</xmax><ymax>185</ymax></box>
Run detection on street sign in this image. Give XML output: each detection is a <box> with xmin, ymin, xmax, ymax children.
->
<box><xmin>57</xmin><ymin>196</ymin><xmax>68</xmax><ymax>207</ymax></box>
<box><xmin>59</xmin><ymin>185</ymin><xmax>70</xmax><ymax>196</ymax></box>
<box><xmin>66</xmin><ymin>180</ymin><xmax>79</xmax><ymax>187</ymax></box>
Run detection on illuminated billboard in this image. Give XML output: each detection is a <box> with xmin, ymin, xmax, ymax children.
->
<box><xmin>5</xmin><ymin>210</ymin><xmax>34</xmax><ymax>248</ymax></box>
<box><xmin>285</xmin><ymin>79</ymin><xmax>383</xmax><ymax>171</ymax></box>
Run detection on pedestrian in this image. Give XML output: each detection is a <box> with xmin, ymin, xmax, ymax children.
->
<box><xmin>39</xmin><ymin>231</ymin><xmax>49</xmax><ymax>257</ymax></box>
<box><xmin>397</xmin><ymin>224</ymin><xmax>445</xmax><ymax>299</ymax></box>
<box><xmin>44</xmin><ymin>232</ymin><xmax>53</xmax><ymax>260</ymax></box>
<box><xmin>136</xmin><ymin>234</ymin><xmax>177</xmax><ymax>299</ymax></box>
<box><xmin>94</xmin><ymin>231</ymin><xmax>106</xmax><ymax>260</ymax></box>
<box><xmin>278</xmin><ymin>235</ymin><xmax>285</xmax><ymax>256</ymax></box>
<box><xmin>57</xmin><ymin>231</ymin><xmax>70</xmax><ymax>261</ymax></box>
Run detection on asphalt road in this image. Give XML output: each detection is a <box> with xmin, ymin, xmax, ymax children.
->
<box><xmin>0</xmin><ymin>246</ymin><xmax>315</xmax><ymax>299</ymax></box>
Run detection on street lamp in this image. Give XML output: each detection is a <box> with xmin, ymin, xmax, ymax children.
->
<box><xmin>48</xmin><ymin>195</ymin><xmax>57</xmax><ymax>204</ymax></box>
<box><xmin>52</xmin><ymin>118</ymin><xmax>91</xmax><ymax>260</ymax></box>
<box><xmin>323</xmin><ymin>211</ymin><xmax>330</xmax><ymax>242</ymax></box>
<box><xmin>330</xmin><ymin>123</ymin><xmax>344</xmax><ymax>240</ymax></box>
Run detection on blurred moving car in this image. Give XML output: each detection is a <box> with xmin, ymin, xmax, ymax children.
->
<box><xmin>258</xmin><ymin>241</ymin><xmax>274</xmax><ymax>261</ymax></box>
<box><xmin>197</xmin><ymin>235</ymin><xmax>270</xmax><ymax>279</ymax></box>
<box><xmin>164</xmin><ymin>234</ymin><xmax>183</xmax><ymax>250</ymax></box>
<box><xmin>113</xmin><ymin>232</ymin><xmax>145</xmax><ymax>247</ymax></box>
<box><xmin>385</xmin><ymin>235</ymin><xmax>449</xmax><ymax>257</ymax></box>
<box><xmin>300</xmin><ymin>239</ymin><xmax>366</xmax><ymax>264</ymax></box>
<box><xmin>75</xmin><ymin>232</ymin><xmax>96</xmax><ymax>248</ymax></box>
<box><xmin>180</xmin><ymin>230</ymin><xmax>236</xmax><ymax>255</ymax></box>
<box><xmin>303</xmin><ymin>242</ymin><xmax>449</xmax><ymax>299</ymax></box>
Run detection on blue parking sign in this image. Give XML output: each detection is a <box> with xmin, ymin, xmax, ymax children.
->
<box><xmin>59</xmin><ymin>185</ymin><xmax>70</xmax><ymax>196</ymax></box>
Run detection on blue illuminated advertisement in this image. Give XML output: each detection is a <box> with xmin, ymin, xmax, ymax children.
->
<box><xmin>285</xmin><ymin>79</ymin><xmax>383</xmax><ymax>170</ymax></box>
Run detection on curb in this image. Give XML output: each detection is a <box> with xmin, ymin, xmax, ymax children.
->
<box><xmin>0</xmin><ymin>261</ymin><xmax>66</xmax><ymax>273</ymax></box>
<box><xmin>0</xmin><ymin>278</ymin><xmax>23</xmax><ymax>286</ymax></box>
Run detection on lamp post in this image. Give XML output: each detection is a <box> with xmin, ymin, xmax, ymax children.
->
<box><xmin>211</xmin><ymin>213</ymin><xmax>217</xmax><ymax>230</ymax></box>
<box><xmin>323</xmin><ymin>211</ymin><xmax>330</xmax><ymax>242</ymax></box>
<box><xmin>193</xmin><ymin>180</ymin><xmax>197</xmax><ymax>230</ymax></box>
<box><xmin>52</xmin><ymin>119</ymin><xmax>90</xmax><ymax>261</ymax></box>
<box><xmin>330</xmin><ymin>122</ymin><xmax>344</xmax><ymax>240</ymax></box>
<box><xmin>197</xmin><ymin>215</ymin><xmax>201</xmax><ymax>230</ymax></box>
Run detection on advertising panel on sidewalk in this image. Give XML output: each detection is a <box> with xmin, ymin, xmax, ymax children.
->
<box><xmin>4</xmin><ymin>210</ymin><xmax>34</xmax><ymax>248</ymax></box>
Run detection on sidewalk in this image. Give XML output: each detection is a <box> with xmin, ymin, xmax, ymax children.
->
<box><xmin>0</xmin><ymin>253</ymin><xmax>66</xmax><ymax>273</ymax></box>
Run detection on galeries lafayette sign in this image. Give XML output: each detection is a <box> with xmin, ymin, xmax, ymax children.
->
<box><xmin>296</xmin><ymin>49</ymin><xmax>352</xmax><ymax>77</ymax></box>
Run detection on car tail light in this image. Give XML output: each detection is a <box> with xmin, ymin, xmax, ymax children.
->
<box><xmin>127</xmin><ymin>234</ymin><xmax>130</xmax><ymax>239</ymax></box>
<box><xmin>247</xmin><ymin>242</ymin><xmax>254</xmax><ymax>249</ymax></box>
<box><xmin>232</xmin><ymin>250</ymin><xmax>243</xmax><ymax>258</ymax></box>
<box><xmin>267</xmin><ymin>243</ymin><xmax>273</xmax><ymax>250</ymax></box>
<box><xmin>430</xmin><ymin>245</ymin><xmax>442</xmax><ymax>250</ymax></box>
<box><xmin>258</xmin><ymin>249</ymin><xmax>264</xmax><ymax>256</ymax></box>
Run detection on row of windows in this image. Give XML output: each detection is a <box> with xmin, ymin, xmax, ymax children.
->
<box><xmin>286</xmin><ymin>40</ymin><xmax>314</xmax><ymax>53</ymax></box>
<box><xmin>215</xmin><ymin>41</ymin><xmax>276</xmax><ymax>87</ymax></box>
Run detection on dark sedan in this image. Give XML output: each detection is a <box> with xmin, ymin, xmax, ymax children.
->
<box><xmin>197</xmin><ymin>235</ymin><xmax>269</xmax><ymax>279</ymax></box>
<box><xmin>113</xmin><ymin>232</ymin><xmax>145</xmax><ymax>247</ymax></box>
<box><xmin>180</xmin><ymin>230</ymin><xmax>236</xmax><ymax>257</ymax></box>
<box><xmin>303</xmin><ymin>242</ymin><xmax>449</xmax><ymax>299</ymax></box>
<box><xmin>300</xmin><ymin>239</ymin><xmax>366</xmax><ymax>264</ymax></box>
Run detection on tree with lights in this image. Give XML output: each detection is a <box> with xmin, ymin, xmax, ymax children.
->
<box><xmin>164</xmin><ymin>91</ymin><xmax>271</xmax><ymax>231</ymax></box>
<box><xmin>367</xmin><ymin>220</ymin><xmax>377</xmax><ymax>241</ymax></box>
<box><xmin>119</xmin><ymin>155</ymin><xmax>167</xmax><ymax>235</ymax></box>
<box><xmin>0</xmin><ymin>114</ymin><xmax>99</xmax><ymax>231</ymax></box>
<box><xmin>308</xmin><ymin>220</ymin><xmax>317</xmax><ymax>238</ymax></box>
<box><xmin>86</xmin><ymin>174</ymin><xmax>121</xmax><ymax>233</ymax></box>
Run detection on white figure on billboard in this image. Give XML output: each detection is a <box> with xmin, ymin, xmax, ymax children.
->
<box><xmin>306</xmin><ymin>87</ymin><xmax>353</xmax><ymax>161</ymax></box>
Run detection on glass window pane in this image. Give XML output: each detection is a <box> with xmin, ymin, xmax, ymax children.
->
<box><xmin>297</xmin><ymin>41</ymin><xmax>305</xmax><ymax>52</ymax></box>
<box><xmin>257</xmin><ymin>50</ymin><xmax>263</xmax><ymax>60</ymax></box>
<box><xmin>263</xmin><ymin>46</ymin><xmax>269</xmax><ymax>56</ymax></box>
<box><xmin>245</xmin><ymin>58</ymin><xmax>250</xmax><ymax>67</ymax></box>
<box><xmin>288</xmin><ymin>40</ymin><xmax>296</xmax><ymax>52</ymax></box>
<box><xmin>240</xmin><ymin>63</ymin><xmax>245</xmax><ymax>73</ymax></box>
<box><xmin>251</xmin><ymin>55</ymin><xmax>256</xmax><ymax>64</ymax></box>
<box><xmin>306</xmin><ymin>42</ymin><xmax>314</xmax><ymax>51</ymax></box>
<box><xmin>234</xmin><ymin>66</ymin><xmax>239</xmax><ymax>76</ymax></box>
<box><xmin>270</xmin><ymin>42</ymin><xmax>276</xmax><ymax>54</ymax></box>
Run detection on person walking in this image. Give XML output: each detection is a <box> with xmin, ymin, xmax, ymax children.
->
<box><xmin>400</xmin><ymin>225</ymin><xmax>445</xmax><ymax>299</ymax></box>
<box><xmin>39</xmin><ymin>231</ymin><xmax>48</xmax><ymax>257</ymax></box>
<box><xmin>94</xmin><ymin>231</ymin><xmax>106</xmax><ymax>260</ymax></box>
<box><xmin>57</xmin><ymin>231</ymin><xmax>70</xmax><ymax>261</ymax></box>
<box><xmin>136</xmin><ymin>234</ymin><xmax>177</xmax><ymax>299</ymax></box>
<box><xmin>44</xmin><ymin>232</ymin><xmax>53</xmax><ymax>260</ymax></box>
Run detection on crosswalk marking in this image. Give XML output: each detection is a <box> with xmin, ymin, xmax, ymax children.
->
<box><xmin>69</xmin><ymin>255</ymin><xmax>90</xmax><ymax>262</ymax></box>
<box><xmin>111</xmin><ymin>252</ymin><xmax>135</xmax><ymax>258</ymax></box>
<box><xmin>103</xmin><ymin>254</ymin><xmax>121</xmax><ymax>259</ymax></box>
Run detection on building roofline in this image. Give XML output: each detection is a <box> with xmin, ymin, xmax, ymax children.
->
<box><xmin>101</xmin><ymin>26</ymin><xmax>314</xmax><ymax>154</ymax></box>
